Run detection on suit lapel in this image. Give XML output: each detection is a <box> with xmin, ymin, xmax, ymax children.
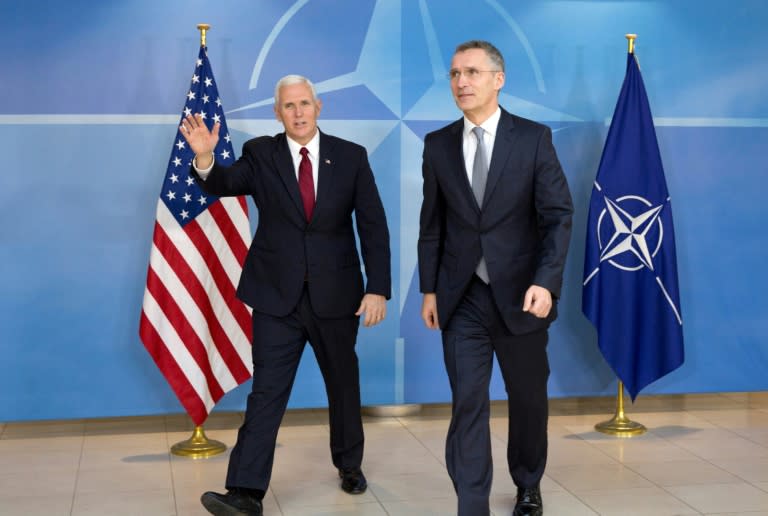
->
<box><xmin>272</xmin><ymin>134</ymin><xmax>306</xmax><ymax>220</ymax></box>
<box><xmin>483</xmin><ymin>109</ymin><xmax>517</xmax><ymax>207</ymax></box>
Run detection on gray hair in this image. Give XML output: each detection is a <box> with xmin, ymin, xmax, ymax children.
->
<box><xmin>274</xmin><ymin>75</ymin><xmax>319</xmax><ymax>105</ymax></box>
<box><xmin>454</xmin><ymin>40</ymin><xmax>505</xmax><ymax>72</ymax></box>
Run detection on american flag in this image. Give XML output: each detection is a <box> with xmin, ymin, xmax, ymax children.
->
<box><xmin>140</xmin><ymin>46</ymin><xmax>253</xmax><ymax>426</ymax></box>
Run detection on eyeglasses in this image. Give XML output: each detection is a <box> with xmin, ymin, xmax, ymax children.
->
<box><xmin>447</xmin><ymin>68</ymin><xmax>501</xmax><ymax>81</ymax></box>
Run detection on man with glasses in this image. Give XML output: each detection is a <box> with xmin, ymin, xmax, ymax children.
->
<box><xmin>418</xmin><ymin>40</ymin><xmax>573</xmax><ymax>516</ymax></box>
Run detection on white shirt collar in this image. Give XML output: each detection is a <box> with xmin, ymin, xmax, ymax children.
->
<box><xmin>286</xmin><ymin>129</ymin><xmax>320</xmax><ymax>158</ymax></box>
<box><xmin>462</xmin><ymin>107</ymin><xmax>501</xmax><ymax>139</ymax></box>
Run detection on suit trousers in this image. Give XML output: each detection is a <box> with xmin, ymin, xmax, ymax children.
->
<box><xmin>442</xmin><ymin>276</ymin><xmax>550</xmax><ymax>516</ymax></box>
<box><xmin>225</xmin><ymin>285</ymin><xmax>364</xmax><ymax>491</ymax></box>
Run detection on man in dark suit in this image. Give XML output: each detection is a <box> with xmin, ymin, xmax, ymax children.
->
<box><xmin>180</xmin><ymin>75</ymin><xmax>391</xmax><ymax>516</ymax></box>
<box><xmin>418</xmin><ymin>41</ymin><xmax>573</xmax><ymax>516</ymax></box>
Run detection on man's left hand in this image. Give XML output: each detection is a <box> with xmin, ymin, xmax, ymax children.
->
<box><xmin>522</xmin><ymin>285</ymin><xmax>552</xmax><ymax>318</ymax></box>
<box><xmin>355</xmin><ymin>294</ymin><xmax>387</xmax><ymax>327</ymax></box>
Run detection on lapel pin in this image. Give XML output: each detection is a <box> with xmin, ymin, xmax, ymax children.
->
<box><xmin>325</xmin><ymin>159</ymin><xmax>331</xmax><ymax>164</ymax></box>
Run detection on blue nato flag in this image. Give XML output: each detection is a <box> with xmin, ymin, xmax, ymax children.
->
<box><xmin>582</xmin><ymin>52</ymin><xmax>684</xmax><ymax>400</ymax></box>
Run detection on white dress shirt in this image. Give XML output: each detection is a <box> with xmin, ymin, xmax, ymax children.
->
<box><xmin>462</xmin><ymin>107</ymin><xmax>501</xmax><ymax>185</ymax></box>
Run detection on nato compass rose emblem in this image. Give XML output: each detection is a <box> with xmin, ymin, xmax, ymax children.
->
<box><xmin>583</xmin><ymin>182</ymin><xmax>683</xmax><ymax>326</ymax></box>
<box><xmin>596</xmin><ymin>192</ymin><xmax>664</xmax><ymax>272</ymax></box>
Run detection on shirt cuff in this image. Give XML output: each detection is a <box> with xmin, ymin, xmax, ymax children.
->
<box><xmin>192</xmin><ymin>155</ymin><xmax>214</xmax><ymax>179</ymax></box>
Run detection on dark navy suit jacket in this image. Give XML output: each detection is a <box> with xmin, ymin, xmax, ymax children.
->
<box><xmin>418</xmin><ymin>108</ymin><xmax>573</xmax><ymax>334</ymax></box>
<box><xmin>194</xmin><ymin>130</ymin><xmax>391</xmax><ymax>318</ymax></box>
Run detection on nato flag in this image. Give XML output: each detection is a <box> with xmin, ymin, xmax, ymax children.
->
<box><xmin>582</xmin><ymin>52</ymin><xmax>684</xmax><ymax>400</ymax></box>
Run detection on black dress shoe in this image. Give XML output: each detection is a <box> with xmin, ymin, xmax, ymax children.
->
<box><xmin>338</xmin><ymin>467</ymin><xmax>368</xmax><ymax>494</ymax></box>
<box><xmin>513</xmin><ymin>485</ymin><xmax>543</xmax><ymax>516</ymax></box>
<box><xmin>201</xmin><ymin>489</ymin><xmax>263</xmax><ymax>516</ymax></box>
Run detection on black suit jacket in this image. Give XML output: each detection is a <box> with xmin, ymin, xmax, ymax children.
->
<box><xmin>193</xmin><ymin>131</ymin><xmax>391</xmax><ymax>318</ymax></box>
<box><xmin>418</xmin><ymin>108</ymin><xmax>573</xmax><ymax>334</ymax></box>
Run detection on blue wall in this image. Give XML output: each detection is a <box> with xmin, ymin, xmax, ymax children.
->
<box><xmin>2</xmin><ymin>0</ymin><xmax>766</xmax><ymax>421</ymax></box>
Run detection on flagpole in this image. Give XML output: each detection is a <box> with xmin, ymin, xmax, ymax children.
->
<box><xmin>169</xmin><ymin>23</ymin><xmax>228</xmax><ymax>458</ymax></box>
<box><xmin>593</xmin><ymin>34</ymin><xmax>648</xmax><ymax>438</ymax></box>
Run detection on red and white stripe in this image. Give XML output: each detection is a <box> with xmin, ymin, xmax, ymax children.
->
<box><xmin>140</xmin><ymin>196</ymin><xmax>252</xmax><ymax>426</ymax></box>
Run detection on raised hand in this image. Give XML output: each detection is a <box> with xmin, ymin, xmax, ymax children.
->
<box><xmin>179</xmin><ymin>113</ymin><xmax>220</xmax><ymax>168</ymax></box>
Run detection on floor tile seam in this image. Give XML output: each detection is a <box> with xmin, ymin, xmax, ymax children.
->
<box><xmin>361</xmin><ymin>477</ymin><xmax>390</xmax><ymax>515</ymax></box>
<box><xmin>551</xmin><ymin>476</ymin><xmax>602</xmax><ymax>516</ymax></box>
<box><xmin>396</xmin><ymin>417</ymin><xmax>446</xmax><ymax>466</ymax></box>
<box><xmin>686</xmin><ymin>407</ymin><xmax>767</xmax><ymax>425</ymax></box>
<box><xmin>270</xmin><ymin>485</ymin><xmax>286</xmax><ymax>516</ymax></box>
<box><xmin>726</xmin><ymin>466</ymin><xmax>768</xmax><ymax>487</ymax></box>
<box><xmin>164</xmin><ymin>424</ymin><xmax>195</xmax><ymax>516</ymax></box>
<box><xmin>621</xmin><ymin>458</ymin><xmax>753</xmax><ymax>488</ymax></box>
<box><xmin>69</xmin><ymin>431</ymin><xmax>86</xmax><ymax>516</ymax></box>
<box><xmin>649</xmin><ymin>417</ymin><xmax>759</xmax><ymax>467</ymax></box>
<box><xmin>686</xmin><ymin>447</ymin><xmax>768</xmax><ymax>489</ymax></box>
<box><xmin>574</xmin><ymin>484</ymin><xmax>707</xmax><ymax>515</ymax></box>
<box><xmin>662</xmin><ymin>434</ymin><xmax>768</xmax><ymax>462</ymax></box>
<box><xmin>618</xmin><ymin>437</ymin><xmax>725</xmax><ymax>482</ymax></box>
<box><xmin>369</xmin><ymin>490</ymin><xmax>457</xmax><ymax>502</ymax></box>
<box><xmin>619</xmin><ymin>460</ymin><xmax>720</xmax><ymax>515</ymax></box>
<box><xmin>573</xmin><ymin>426</ymin><xmax>635</xmax><ymax>465</ymax></box>
<box><xmin>730</xmin><ymin>427</ymin><xmax>768</xmax><ymax>448</ymax></box>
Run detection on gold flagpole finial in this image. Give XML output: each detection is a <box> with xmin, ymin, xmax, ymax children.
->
<box><xmin>625</xmin><ymin>33</ymin><xmax>637</xmax><ymax>54</ymax></box>
<box><xmin>197</xmin><ymin>23</ymin><xmax>210</xmax><ymax>48</ymax></box>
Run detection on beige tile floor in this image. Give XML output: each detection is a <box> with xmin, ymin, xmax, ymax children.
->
<box><xmin>2</xmin><ymin>393</ymin><xmax>768</xmax><ymax>515</ymax></box>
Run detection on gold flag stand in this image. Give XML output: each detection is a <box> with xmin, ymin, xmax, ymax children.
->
<box><xmin>595</xmin><ymin>380</ymin><xmax>646</xmax><ymax>437</ymax></box>
<box><xmin>169</xmin><ymin>23</ymin><xmax>227</xmax><ymax>459</ymax></box>
<box><xmin>593</xmin><ymin>34</ymin><xmax>647</xmax><ymax>439</ymax></box>
<box><xmin>171</xmin><ymin>425</ymin><xmax>227</xmax><ymax>458</ymax></box>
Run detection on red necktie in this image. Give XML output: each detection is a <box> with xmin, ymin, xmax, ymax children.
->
<box><xmin>298</xmin><ymin>147</ymin><xmax>315</xmax><ymax>221</ymax></box>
